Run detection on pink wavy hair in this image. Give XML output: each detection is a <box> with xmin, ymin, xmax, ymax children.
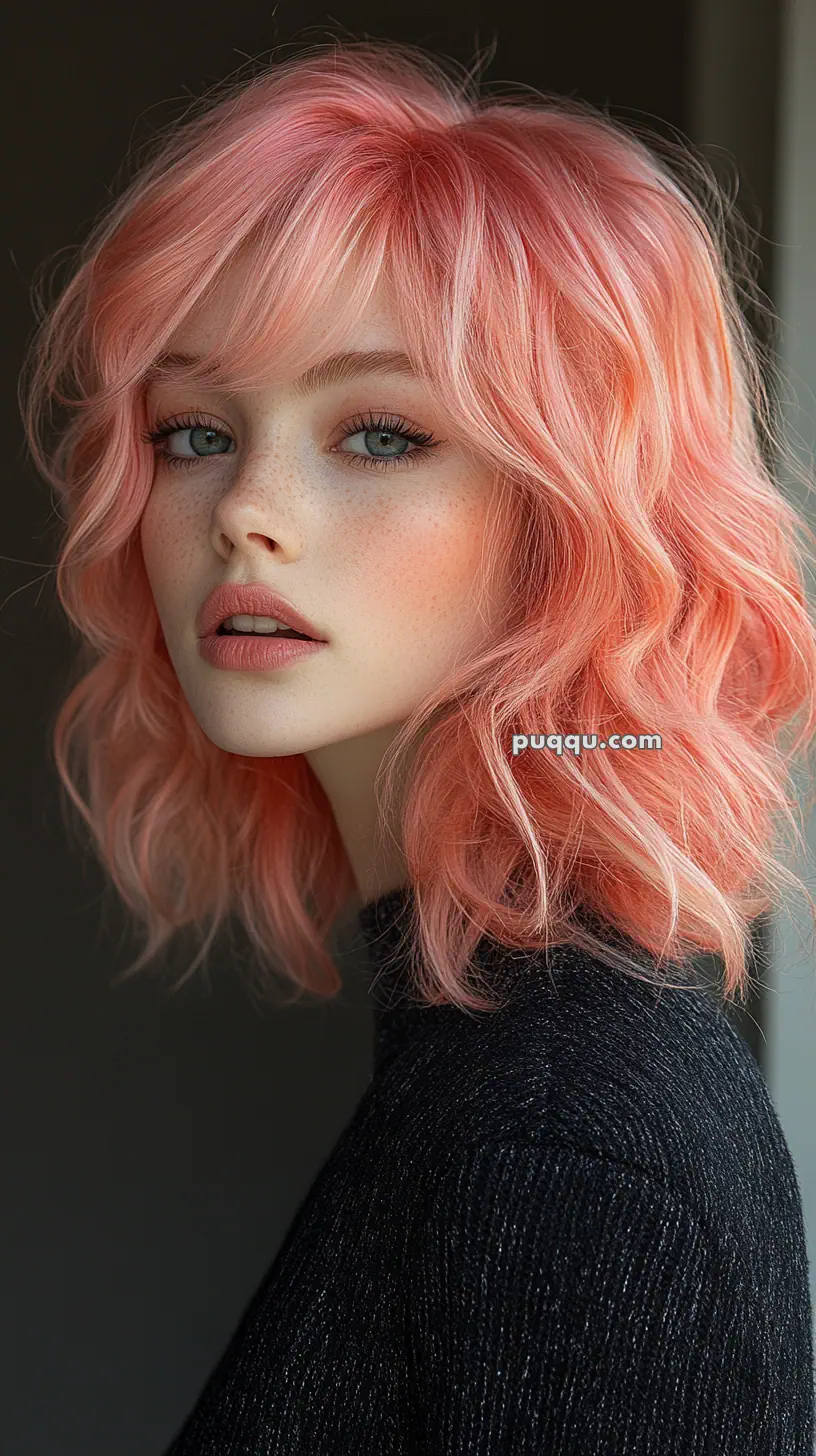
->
<box><xmin>19</xmin><ymin>36</ymin><xmax>816</xmax><ymax>1014</ymax></box>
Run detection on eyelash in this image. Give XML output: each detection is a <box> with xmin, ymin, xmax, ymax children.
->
<box><xmin>139</xmin><ymin>410</ymin><xmax>440</xmax><ymax>473</ymax></box>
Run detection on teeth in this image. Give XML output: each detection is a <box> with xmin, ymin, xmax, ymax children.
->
<box><xmin>223</xmin><ymin>614</ymin><xmax>284</xmax><ymax>633</ymax></box>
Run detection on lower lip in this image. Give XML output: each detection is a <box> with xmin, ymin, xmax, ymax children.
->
<box><xmin>198</xmin><ymin>633</ymin><xmax>327</xmax><ymax>671</ymax></box>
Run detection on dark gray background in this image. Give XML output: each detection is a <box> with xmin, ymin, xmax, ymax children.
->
<box><xmin>4</xmin><ymin>2</ymin><xmax>782</xmax><ymax>1451</ymax></box>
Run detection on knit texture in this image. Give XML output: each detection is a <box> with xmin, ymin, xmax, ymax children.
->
<box><xmin>162</xmin><ymin>887</ymin><xmax>815</xmax><ymax>1453</ymax></box>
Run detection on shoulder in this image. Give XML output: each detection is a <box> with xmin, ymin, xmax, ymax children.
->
<box><xmin>400</xmin><ymin>1135</ymin><xmax>813</xmax><ymax>1450</ymax></box>
<box><xmin>406</xmin><ymin>935</ymin><xmax>797</xmax><ymax>1239</ymax></box>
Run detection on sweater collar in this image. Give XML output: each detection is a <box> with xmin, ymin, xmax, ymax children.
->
<box><xmin>357</xmin><ymin>883</ymin><xmax>473</xmax><ymax>1072</ymax></box>
<box><xmin>356</xmin><ymin>884</ymin><xmax>416</xmax><ymax>984</ymax></box>
<box><xmin>355</xmin><ymin>885</ymin><xmax>689</xmax><ymax>1072</ymax></box>
<box><xmin>355</xmin><ymin>883</ymin><xmax>556</xmax><ymax>1072</ymax></box>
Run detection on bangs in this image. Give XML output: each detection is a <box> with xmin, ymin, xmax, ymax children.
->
<box><xmin>141</xmin><ymin>217</ymin><xmax>395</xmax><ymax>398</ymax></box>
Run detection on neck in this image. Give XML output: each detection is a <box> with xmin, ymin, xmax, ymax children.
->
<box><xmin>306</xmin><ymin>722</ymin><xmax>417</xmax><ymax>907</ymax></box>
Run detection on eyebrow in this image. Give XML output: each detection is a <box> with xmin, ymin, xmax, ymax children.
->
<box><xmin>144</xmin><ymin>348</ymin><xmax>425</xmax><ymax>396</ymax></box>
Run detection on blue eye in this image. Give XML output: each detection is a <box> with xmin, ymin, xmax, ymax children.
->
<box><xmin>140</xmin><ymin>414</ymin><xmax>234</xmax><ymax>471</ymax></box>
<box><xmin>333</xmin><ymin>412</ymin><xmax>438</xmax><ymax>470</ymax></box>
<box><xmin>140</xmin><ymin>410</ymin><xmax>441</xmax><ymax>472</ymax></box>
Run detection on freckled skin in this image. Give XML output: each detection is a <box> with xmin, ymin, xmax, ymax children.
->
<box><xmin>139</xmin><ymin>266</ymin><xmax>512</xmax><ymax>899</ymax></box>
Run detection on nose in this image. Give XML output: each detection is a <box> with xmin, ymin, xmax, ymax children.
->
<box><xmin>209</xmin><ymin>476</ymin><xmax>302</xmax><ymax>565</ymax></box>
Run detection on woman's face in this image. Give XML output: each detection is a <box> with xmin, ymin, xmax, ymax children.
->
<box><xmin>139</xmin><ymin>266</ymin><xmax>511</xmax><ymax>760</ymax></box>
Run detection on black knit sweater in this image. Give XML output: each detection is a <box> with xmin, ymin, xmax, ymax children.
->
<box><xmin>162</xmin><ymin>887</ymin><xmax>815</xmax><ymax>1453</ymax></box>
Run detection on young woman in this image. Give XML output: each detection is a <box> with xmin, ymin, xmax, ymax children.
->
<box><xmin>20</xmin><ymin>35</ymin><xmax>816</xmax><ymax>1454</ymax></box>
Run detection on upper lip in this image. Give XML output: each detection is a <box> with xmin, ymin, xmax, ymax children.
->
<box><xmin>196</xmin><ymin>582</ymin><xmax>328</xmax><ymax>641</ymax></box>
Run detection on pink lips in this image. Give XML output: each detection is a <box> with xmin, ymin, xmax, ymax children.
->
<box><xmin>196</xmin><ymin>581</ymin><xmax>327</xmax><ymax>642</ymax></box>
<box><xmin>198</xmin><ymin>632</ymin><xmax>326</xmax><ymax>672</ymax></box>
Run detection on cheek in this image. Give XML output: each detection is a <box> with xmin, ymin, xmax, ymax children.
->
<box><xmin>139</xmin><ymin>487</ymin><xmax>199</xmax><ymax>613</ymax></box>
<box><xmin>349</xmin><ymin>482</ymin><xmax>495</xmax><ymax>631</ymax></box>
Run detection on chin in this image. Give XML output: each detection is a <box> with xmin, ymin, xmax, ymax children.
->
<box><xmin>195</xmin><ymin>714</ymin><xmax>326</xmax><ymax>759</ymax></box>
<box><xmin>209</xmin><ymin>732</ymin><xmax>301</xmax><ymax>759</ymax></box>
